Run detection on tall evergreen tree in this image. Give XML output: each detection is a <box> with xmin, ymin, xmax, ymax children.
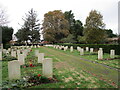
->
<box><xmin>64</xmin><ymin>10</ymin><xmax>83</xmax><ymax>42</ymax></box>
<box><xmin>15</xmin><ymin>8</ymin><xmax>40</xmax><ymax>44</ymax></box>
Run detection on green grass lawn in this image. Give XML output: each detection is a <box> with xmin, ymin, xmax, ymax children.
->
<box><xmin>2</xmin><ymin>46</ymin><xmax>119</xmax><ymax>88</ymax></box>
<box><xmin>48</xmin><ymin>46</ymin><xmax>119</xmax><ymax>69</ymax></box>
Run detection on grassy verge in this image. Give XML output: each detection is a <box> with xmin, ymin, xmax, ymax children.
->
<box><xmin>2</xmin><ymin>47</ymin><xmax>118</xmax><ymax>88</ymax></box>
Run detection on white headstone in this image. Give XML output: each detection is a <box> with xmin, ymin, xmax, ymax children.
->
<box><xmin>90</xmin><ymin>48</ymin><xmax>94</xmax><ymax>53</ymax></box>
<box><xmin>6</xmin><ymin>50</ymin><xmax>9</xmax><ymax>55</ymax></box>
<box><xmin>43</xmin><ymin>58</ymin><xmax>53</xmax><ymax>78</ymax></box>
<box><xmin>8</xmin><ymin>48</ymin><xmax>11</xmax><ymax>52</ymax></box>
<box><xmin>0</xmin><ymin>50</ymin><xmax>2</xmax><ymax>60</ymax></box>
<box><xmin>98</xmin><ymin>50</ymin><xmax>103</xmax><ymax>60</ymax></box>
<box><xmin>86</xmin><ymin>47</ymin><xmax>89</xmax><ymax>52</ymax></box>
<box><xmin>3</xmin><ymin>49</ymin><xmax>7</xmax><ymax>54</ymax></box>
<box><xmin>63</xmin><ymin>46</ymin><xmax>66</xmax><ymax>51</ymax></box>
<box><xmin>110</xmin><ymin>50</ymin><xmax>115</xmax><ymax>58</ymax></box>
<box><xmin>11</xmin><ymin>51</ymin><xmax>17</xmax><ymax>57</ymax></box>
<box><xmin>99</xmin><ymin>48</ymin><xmax>103</xmax><ymax>51</ymax></box>
<box><xmin>38</xmin><ymin>53</ymin><xmax>44</xmax><ymax>63</ymax></box>
<box><xmin>35</xmin><ymin>50</ymin><xmax>39</xmax><ymax>57</ymax></box>
<box><xmin>80</xmin><ymin>48</ymin><xmax>84</xmax><ymax>55</ymax></box>
<box><xmin>77</xmin><ymin>47</ymin><xmax>80</xmax><ymax>51</ymax></box>
<box><xmin>17</xmin><ymin>50</ymin><xmax>20</xmax><ymax>56</ymax></box>
<box><xmin>34</xmin><ymin>45</ymin><xmax>37</xmax><ymax>48</ymax></box>
<box><xmin>70</xmin><ymin>46</ymin><xmax>73</xmax><ymax>52</ymax></box>
<box><xmin>8</xmin><ymin>60</ymin><xmax>21</xmax><ymax>80</ymax></box>
<box><xmin>18</xmin><ymin>54</ymin><xmax>25</xmax><ymax>65</ymax></box>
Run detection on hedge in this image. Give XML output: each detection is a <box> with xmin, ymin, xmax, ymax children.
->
<box><xmin>55</xmin><ymin>43</ymin><xmax>120</xmax><ymax>55</ymax></box>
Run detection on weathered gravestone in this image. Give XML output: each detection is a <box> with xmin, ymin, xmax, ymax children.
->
<box><xmin>42</xmin><ymin>58</ymin><xmax>53</xmax><ymax>78</ymax></box>
<box><xmin>3</xmin><ymin>49</ymin><xmax>7</xmax><ymax>54</ymax></box>
<box><xmin>70</xmin><ymin>46</ymin><xmax>73</xmax><ymax>52</ymax></box>
<box><xmin>77</xmin><ymin>47</ymin><xmax>80</xmax><ymax>51</ymax></box>
<box><xmin>35</xmin><ymin>50</ymin><xmax>39</xmax><ymax>57</ymax></box>
<box><xmin>18</xmin><ymin>54</ymin><xmax>25</xmax><ymax>65</ymax></box>
<box><xmin>11</xmin><ymin>51</ymin><xmax>17</xmax><ymax>57</ymax></box>
<box><xmin>8</xmin><ymin>60</ymin><xmax>21</xmax><ymax>80</ymax></box>
<box><xmin>17</xmin><ymin>50</ymin><xmax>20</xmax><ymax>56</ymax></box>
<box><xmin>38</xmin><ymin>53</ymin><xmax>44</xmax><ymax>63</ymax></box>
<box><xmin>8</xmin><ymin>48</ymin><xmax>11</xmax><ymax>52</ymax></box>
<box><xmin>90</xmin><ymin>48</ymin><xmax>94</xmax><ymax>53</ymax></box>
<box><xmin>110</xmin><ymin>50</ymin><xmax>115</xmax><ymax>58</ymax></box>
<box><xmin>98</xmin><ymin>49</ymin><xmax>103</xmax><ymax>60</ymax></box>
<box><xmin>80</xmin><ymin>48</ymin><xmax>84</xmax><ymax>55</ymax></box>
<box><xmin>64</xmin><ymin>46</ymin><xmax>67</xmax><ymax>51</ymax></box>
<box><xmin>86</xmin><ymin>47</ymin><xmax>89</xmax><ymax>52</ymax></box>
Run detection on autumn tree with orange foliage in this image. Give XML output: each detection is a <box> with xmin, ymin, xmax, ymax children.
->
<box><xmin>42</xmin><ymin>10</ymin><xmax>69</xmax><ymax>43</ymax></box>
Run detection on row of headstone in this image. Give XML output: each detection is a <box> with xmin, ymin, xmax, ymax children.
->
<box><xmin>8</xmin><ymin>49</ymin><xmax>53</xmax><ymax>80</ymax></box>
<box><xmin>46</xmin><ymin>45</ymin><xmax>116</xmax><ymax>60</ymax></box>
<box><xmin>76</xmin><ymin>46</ymin><xmax>115</xmax><ymax>59</ymax></box>
<box><xmin>53</xmin><ymin>45</ymin><xmax>69</xmax><ymax>51</ymax></box>
<box><xmin>34</xmin><ymin>50</ymin><xmax>53</xmax><ymax>77</ymax></box>
<box><xmin>8</xmin><ymin>47</ymin><xmax>32</xmax><ymax>80</ymax></box>
<box><xmin>98</xmin><ymin>48</ymin><xmax>115</xmax><ymax>60</ymax></box>
<box><xmin>8</xmin><ymin>58</ymin><xmax>53</xmax><ymax>80</ymax></box>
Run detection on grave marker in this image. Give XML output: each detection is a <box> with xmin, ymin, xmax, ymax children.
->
<box><xmin>38</xmin><ymin>53</ymin><xmax>44</xmax><ymax>63</ymax></box>
<box><xmin>80</xmin><ymin>48</ymin><xmax>84</xmax><ymax>55</ymax></box>
<box><xmin>43</xmin><ymin>58</ymin><xmax>53</xmax><ymax>78</ymax></box>
<box><xmin>86</xmin><ymin>47</ymin><xmax>89</xmax><ymax>52</ymax></box>
<box><xmin>8</xmin><ymin>60</ymin><xmax>21</xmax><ymax>80</ymax></box>
<box><xmin>18</xmin><ymin>54</ymin><xmax>25</xmax><ymax>65</ymax></box>
<box><xmin>90</xmin><ymin>48</ymin><xmax>94</xmax><ymax>53</ymax></box>
<box><xmin>110</xmin><ymin>50</ymin><xmax>115</xmax><ymax>58</ymax></box>
<box><xmin>98</xmin><ymin>50</ymin><xmax>103</xmax><ymax>60</ymax></box>
<box><xmin>70</xmin><ymin>46</ymin><xmax>73</xmax><ymax>52</ymax></box>
<box><xmin>35</xmin><ymin>50</ymin><xmax>39</xmax><ymax>57</ymax></box>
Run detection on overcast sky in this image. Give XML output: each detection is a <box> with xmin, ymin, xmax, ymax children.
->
<box><xmin>0</xmin><ymin>0</ymin><xmax>119</xmax><ymax>34</ymax></box>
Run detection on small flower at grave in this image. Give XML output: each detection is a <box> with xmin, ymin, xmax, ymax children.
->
<box><xmin>30</xmin><ymin>50</ymin><xmax>32</xmax><ymax>52</ymax></box>
<box><xmin>23</xmin><ymin>66</ymin><xmax>26</xmax><ymax>68</ymax></box>
<box><xmin>29</xmin><ymin>64</ymin><xmax>33</xmax><ymax>67</ymax></box>
<box><xmin>38</xmin><ymin>74</ymin><xmax>41</xmax><ymax>77</ymax></box>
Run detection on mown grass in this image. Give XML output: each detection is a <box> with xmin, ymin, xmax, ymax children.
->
<box><xmin>2</xmin><ymin>47</ymin><xmax>118</xmax><ymax>88</ymax></box>
<box><xmin>32</xmin><ymin>47</ymin><xmax>117</xmax><ymax>88</ymax></box>
<box><xmin>48</xmin><ymin>46</ymin><xmax>119</xmax><ymax>69</ymax></box>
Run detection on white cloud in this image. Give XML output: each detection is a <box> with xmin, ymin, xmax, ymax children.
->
<box><xmin>0</xmin><ymin>0</ymin><xmax>119</xmax><ymax>34</ymax></box>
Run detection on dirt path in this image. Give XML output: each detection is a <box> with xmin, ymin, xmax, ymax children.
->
<box><xmin>40</xmin><ymin>47</ymin><xmax>118</xmax><ymax>85</ymax></box>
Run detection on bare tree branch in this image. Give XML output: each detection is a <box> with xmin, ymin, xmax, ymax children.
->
<box><xmin>0</xmin><ymin>7</ymin><xmax>9</xmax><ymax>26</ymax></box>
